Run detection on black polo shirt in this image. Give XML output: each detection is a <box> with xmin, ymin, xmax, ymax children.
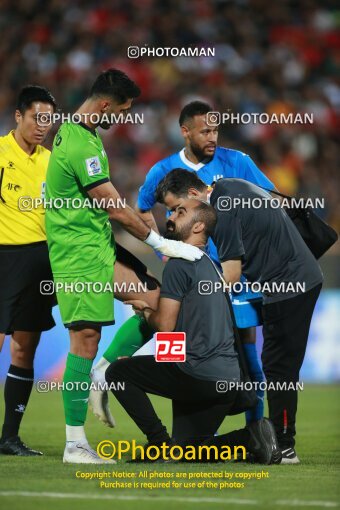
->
<box><xmin>210</xmin><ymin>178</ymin><xmax>323</xmax><ymax>304</ymax></box>
<box><xmin>160</xmin><ymin>251</ymin><xmax>240</xmax><ymax>382</ymax></box>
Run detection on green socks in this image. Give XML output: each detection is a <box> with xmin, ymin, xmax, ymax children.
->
<box><xmin>62</xmin><ymin>353</ymin><xmax>93</xmax><ymax>426</ymax></box>
<box><xmin>62</xmin><ymin>316</ymin><xmax>154</xmax><ymax>427</ymax></box>
<box><xmin>62</xmin><ymin>316</ymin><xmax>154</xmax><ymax>429</ymax></box>
<box><xmin>103</xmin><ymin>315</ymin><xmax>154</xmax><ymax>362</ymax></box>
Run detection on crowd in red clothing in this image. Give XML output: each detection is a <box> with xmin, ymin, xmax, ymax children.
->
<box><xmin>0</xmin><ymin>0</ymin><xmax>338</xmax><ymax>231</ymax></box>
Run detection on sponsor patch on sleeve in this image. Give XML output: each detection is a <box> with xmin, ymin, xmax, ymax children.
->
<box><xmin>85</xmin><ymin>156</ymin><xmax>102</xmax><ymax>176</ymax></box>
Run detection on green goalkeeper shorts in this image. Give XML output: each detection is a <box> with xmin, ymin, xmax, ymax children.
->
<box><xmin>54</xmin><ymin>264</ymin><xmax>115</xmax><ymax>328</ymax></box>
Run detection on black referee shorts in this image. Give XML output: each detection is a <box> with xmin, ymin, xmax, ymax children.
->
<box><xmin>0</xmin><ymin>241</ymin><xmax>55</xmax><ymax>335</ymax></box>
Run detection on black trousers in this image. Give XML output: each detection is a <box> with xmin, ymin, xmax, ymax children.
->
<box><xmin>261</xmin><ymin>284</ymin><xmax>322</xmax><ymax>449</ymax></box>
<box><xmin>106</xmin><ymin>356</ymin><xmax>249</xmax><ymax>449</ymax></box>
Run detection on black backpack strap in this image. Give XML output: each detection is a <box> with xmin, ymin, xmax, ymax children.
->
<box><xmin>257</xmin><ymin>185</ymin><xmax>292</xmax><ymax>201</ymax></box>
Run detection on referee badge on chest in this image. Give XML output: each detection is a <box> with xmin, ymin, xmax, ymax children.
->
<box><xmin>85</xmin><ymin>156</ymin><xmax>102</xmax><ymax>176</ymax></box>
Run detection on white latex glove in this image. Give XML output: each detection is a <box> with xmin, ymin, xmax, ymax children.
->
<box><xmin>144</xmin><ymin>230</ymin><xmax>203</xmax><ymax>262</ymax></box>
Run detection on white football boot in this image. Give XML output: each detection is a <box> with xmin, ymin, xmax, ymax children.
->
<box><xmin>89</xmin><ymin>358</ymin><xmax>115</xmax><ymax>428</ymax></box>
<box><xmin>63</xmin><ymin>441</ymin><xmax>116</xmax><ymax>464</ymax></box>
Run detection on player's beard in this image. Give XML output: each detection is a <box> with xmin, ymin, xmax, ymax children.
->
<box><xmin>189</xmin><ymin>140</ymin><xmax>215</xmax><ymax>161</ymax></box>
<box><xmin>164</xmin><ymin>219</ymin><xmax>193</xmax><ymax>242</ymax></box>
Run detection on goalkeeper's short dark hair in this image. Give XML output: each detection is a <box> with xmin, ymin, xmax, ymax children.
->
<box><xmin>89</xmin><ymin>69</ymin><xmax>141</xmax><ymax>104</ymax></box>
<box><xmin>179</xmin><ymin>101</ymin><xmax>212</xmax><ymax>126</ymax></box>
<box><xmin>155</xmin><ymin>169</ymin><xmax>207</xmax><ymax>204</ymax></box>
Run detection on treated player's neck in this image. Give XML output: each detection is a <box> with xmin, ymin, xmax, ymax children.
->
<box><xmin>185</xmin><ymin>235</ymin><xmax>206</xmax><ymax>249</ymax></box>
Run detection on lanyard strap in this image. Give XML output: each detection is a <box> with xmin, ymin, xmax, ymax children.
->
<box><xmin>258</xmin><ymin>185</ymin><xmax>291</xmax><ymax>201</ymax></box>
<box><xmin>201</xmin><ymin>251</ymin><xmax>250</xmax><ymax>379</ymax></box>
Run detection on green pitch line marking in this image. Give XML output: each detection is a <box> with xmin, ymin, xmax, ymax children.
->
<box><xmin>0</xmin><ymin>492</ymin><xmax>339</xmax><ymax>507</ymax></box>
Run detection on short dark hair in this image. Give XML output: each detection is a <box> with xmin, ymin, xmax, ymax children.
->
<box><xmin>179</xmin><ymin>101</ymin><xmax>212</xmax><ymax>126</ymax></box>
<box><xmin>192</xmin><ymin>200</ymin><xmax>217</xmax><ymax>240</ymax></box>
<box><xmin>16</xmin><ymin>85</ymin><xmax>57</xmax><ymax>114</ymax></box>
<box><xmin>89</xmin><ymin>68</ymin><xmax>141</xmax><ymax>104</ymax></box>
<box><xmin>155</xmin><ymin>169</ymin><xmax>207</xmax><ymax>204</ymax></box>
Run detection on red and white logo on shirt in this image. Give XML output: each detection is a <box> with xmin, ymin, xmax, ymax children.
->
<box><xmin>155</xmin><ymin>332</ymin><xmax>186</xmax><ymax>362</ymax></box>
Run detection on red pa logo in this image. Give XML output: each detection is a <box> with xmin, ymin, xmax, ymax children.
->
<box><xmin>155</xmin><ymin>332</ymin><xmax>186</xmax><ymax>362</ymax></box>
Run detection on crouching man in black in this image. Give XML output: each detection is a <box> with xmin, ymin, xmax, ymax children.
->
<box><xmin>106</xmin><ymin>199</ymin><xmax>281</xmax><ymax>464</ymax></box>
<box><xmin>155</xmin><ymin>170</ymin><xmax>323</xmax><ymax>464</ymax></box>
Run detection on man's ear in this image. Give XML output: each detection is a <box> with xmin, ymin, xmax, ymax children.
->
<box><xmin>187</xmin><ymin>187</ymin><xmax>200</xmax><ymax>197</ymax></box>
<box><xmin>100</xmin><ymin>100</ymin><xmax>111</xmax><ymax>112</ymax></box>
<box><xmin>181</xmin><ymin>125</ymin><xmax>189</xmax><ymax>139</ymax></box>
<box><xmin>15</xmin><ymin>109</ymin><xmax>21</xmax><ymax>124</ymax></box>
<box><xmin>192</xmin><ymin>221</ymin><xmax>205</xmax><ymax>234</ymax></box>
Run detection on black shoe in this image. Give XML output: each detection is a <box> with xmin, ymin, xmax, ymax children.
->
<box><xmin>247</xmin><ymin>418</ymin><xmax>282</xmax><ymax>465</ymax></box>
<box><xmin>281</xmin><ymin>447</ymin><xmax>300</xmax><ymax>464</ymax></box>
<box><xmin>0</xmin><ymin>436</ymin><xmax>43</xmax><ymax>456</ymax></box>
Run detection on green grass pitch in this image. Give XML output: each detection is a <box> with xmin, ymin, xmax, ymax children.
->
<box><xmin>0</xmin><ymin>384</ymin><xmax>339</xmax><ymax>510</ymax></box>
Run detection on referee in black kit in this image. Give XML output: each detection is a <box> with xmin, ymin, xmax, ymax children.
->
<box><xmin>155</xmin><ymin>170</ymin><xmax>323</xmax><ymax>464</ymax></box>
<box><xmin>0</xmin><ymin>86</ymin><xmax>57</xmax><ymax>456</ymax></box>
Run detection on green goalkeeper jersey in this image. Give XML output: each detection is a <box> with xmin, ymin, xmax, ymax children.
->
<box><xmin>45</xmin><ymin>122</ymin><xmax>115</xmax><ymax>277</ymax></box>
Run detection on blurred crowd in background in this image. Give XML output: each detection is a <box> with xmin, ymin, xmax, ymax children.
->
<box><xmin>0</xmin><ymin>0</ymin><xmax>339</xmax><ymax>236</ymax></box>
